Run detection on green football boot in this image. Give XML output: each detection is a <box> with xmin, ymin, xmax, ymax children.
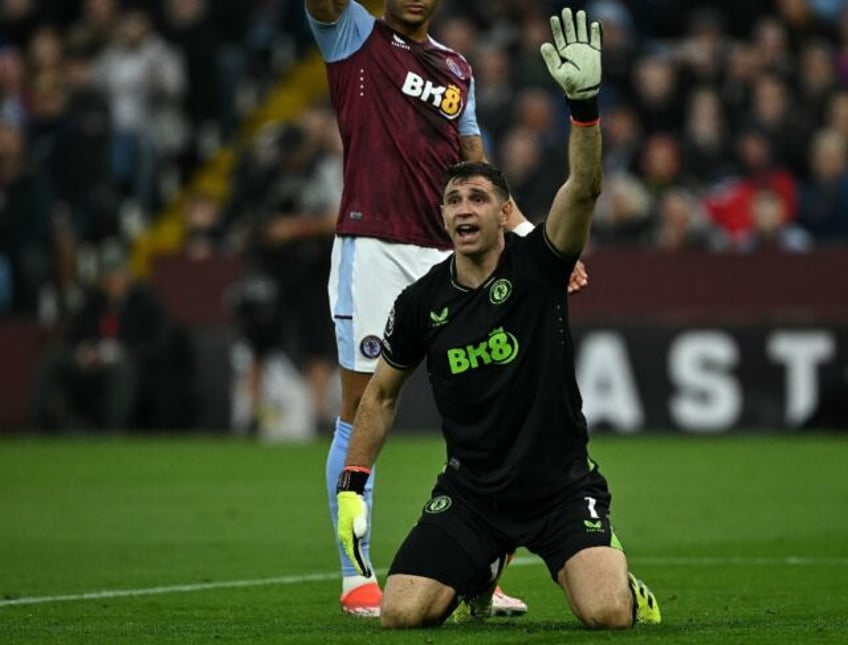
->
<box><xmin>628</xmin><ymin>572</ymin><xmax>661</xmax><ymax>625</ymax></box>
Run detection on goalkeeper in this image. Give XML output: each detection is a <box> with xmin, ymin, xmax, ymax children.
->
<box><xmin>336</xmin><ymin>7</ymin><xmax>661</xmax><ymax>629</ymax></box>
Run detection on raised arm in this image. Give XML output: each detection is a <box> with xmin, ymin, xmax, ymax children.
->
<box><xmin>305</xmin><ymin>0</ymin><xmax>350</xmax><ymax>23</ymax></box>
<box><xmin>541</xmin><ymin>8</ymin><xmax>604</xmax><ymax>257</ymax></box>
<box><xmin>545</xmin><ymin>114</ymin><xmax>602</xmax><ymax>256</ymax></box>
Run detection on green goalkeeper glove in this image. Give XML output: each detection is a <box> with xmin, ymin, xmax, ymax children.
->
<box><xmin>541</xmin><ymin>8</ymin><xmax>603</xmax><ymax>121</ymax></box>
<box><xmin>336</xmin><ymin>467</ymin><xmax>372</xmax><ymax>578</ymax></box>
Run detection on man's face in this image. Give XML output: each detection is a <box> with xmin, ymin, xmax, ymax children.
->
<box><xmin>383</xmin><ymin>0</ymin><xmax>441</xmax><ymax>30</ymax></box>
<box><xmin>441</xmin><ymin>176</ymin><xmax>508</xmax><ymax>257</ymax></box>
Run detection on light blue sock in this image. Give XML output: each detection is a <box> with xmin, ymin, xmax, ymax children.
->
<box><xmin>326</xmin><ymin>417</ymin><xmax>376</xmax><ymax>577</ymax></box>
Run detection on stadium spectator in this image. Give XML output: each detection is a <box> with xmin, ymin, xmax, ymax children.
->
<box><xmin>736</xmin><ymin>187</ymin><xmax>813</xmax><ymax>252</ymax></box>
<box><xmin>228</xmin><ymin>272</ymin><xmax>317</xmax><ymax>442</ymax></box>
<box><xmin>639</xmin><ymin>133</ymin><xmax>683</xmax><ymax>201</ymax></box>
<box><xmin>0</xmin><ymin>46</ymin><xmax>28</xmax><ymax>129</ymax></box>
<box><xmin>513</xmin><ymin>9</ymin><xmax>558</xmax><ymax>91</ymax></box>
<box><xmin>66</xmin><ymin>0</ymin><xmax>121</xmax><ymax>57</ymax></box>
<box><xmin>629</xmin><ymin>51</ymin><xmax>683</xmax><ymax>135</ymax></box>
<box><xmin>835</xmin><ymin>8</ymin><xmax>848</xmax><ymax>84</ymax></box>
<box><xmin>0</xmin><ymin>0</ymin><xmax>43</xmax><ymax>50</ymax></box>
<box><xmin>470</xmin><ymin>43</ymin><xmax>514</xmax><ymax>144</ymax></box>
<box><xmin>181</xmin><ymin>189</ymin><xmax>228</xmax><ymax>260</ymax></box>
<box><xmin>776</xmin><ymin>0</ymin><xmax>839</xmax><ymax>54</ymax></box>
<box><xmin>798</xmin><ymin>128</ymin><xmax>848</xmax><ymax>243</ymax></box>
<box><xmin>0</xmin><ymin>119</ymin><xmax>52</xmax><ymax>314</ymax></box>
<box><xmin>52</xmin><ymin>36</ymin><xmax>117</xmax><ymax>244</ymax></box>
<box><xmin>601</xmin><ymin>103</ymin><xmax>643</xmax><ymax>175</ymax></box>
<box><xmin>751</xmin><ymin>15</ymin><xmax>795</xmax><ymax>79</ymax></box>
<box><xmin>705</xmin><ymin>127</ymin><xmax>799</xmax><ymax>245</ymax></box>
<box><xmin>744</xmin><ymin>72</ymin><xmax>812</xmax><ymax>176</ymax></box>
<box><xmin>591</xmin><ymin>172</ymin><xmax>654</xmax><ymax>248</ymax></box>
<box><xmin>654</xmin><ymin>187</ymin><xmax>725</xmax><ymax>252</ymax></box>
<box><xmin>825</xmin><ymin>90</ymin><xmax>848</xmax><ymax>140</ymax></box>
<box><xmin>675</xmin><ymin>7</ymin><xmax>729</xmax><ymax>88</ymax></box>
<box><xmin>497</xmin><ymin>126</ymin><xmax>557</xmax><ymax>224</ymax></box>
<box><xmin>93</xmin><ymin>5</ymin><xmax>186</xmax><ymax>215</ymax></box>
<box><xmin>797</xmin><ymin>38</ymin><xmax>839</xmax><ymax>123</ymax></box>
<box><xmin>226</xmin><ymin>107</ymin><xmax>340</xmax><ymax>431</ymax></box>
<box><xmin>719</xmin><ymin>41</ymin><xmax>762</xmax><ymax>120</ymax></box>
<box><xmin>431</xmin><ymin>13</ymin><xmax>477</xmax><ymax>58</ymax></box>
<box><xmin>680</xmin><ymin>87</ymin><xmax>735</xmax><ymax>186</ymax></box>
<box><xmin>513</xmin><ymin>86</ymin><xmax>567</xmax><ymax>154</ymax></box>
<box><xmin>334</xmin><ymin>10</ymin><xmax>661</xmax><ymax>629</ymax></box>
<box><xmin>31</xmin><ymin>238</ymin><xmax>178</xmax><ymax>431</ymax></box>
<box><xmin>161</xmin><ymin>0</ymin><xmax>225</xmax><ymax>176</ymax></box>
<box><xmin>25</xmin><ymin>26</ymin><xmax>68</xmax><ymax>197</ymax></box>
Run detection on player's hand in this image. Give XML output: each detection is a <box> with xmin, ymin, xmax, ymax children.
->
<box><xmin>337</xmin><ymin>490</ymin><xmax>372</xmax><ymax>577</ymax></box>
<box><xmin>568</xmin><ymin>259</ymin><xmax>589</xmax><ymax>294</ymax></box>
<box><xmin>540</xmin><ymin>8</ymin><xmax>602</xmax><ymax>100</ymax></box>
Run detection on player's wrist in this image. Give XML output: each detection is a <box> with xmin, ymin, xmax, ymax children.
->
<box><xmin>337</xmin><ymin>466</ymin><xmax>371</xmax><ymax>495</ymax></box>
<box><xmin>567</xmin><ymin>97</ymin><xmax>600</xmax><ymax>127</ymax></box>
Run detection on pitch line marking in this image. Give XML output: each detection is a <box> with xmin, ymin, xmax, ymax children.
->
<box><xmin>2</xmin><ymin>555</ymin><xmax>846</xmax><ymax>608</ymax></box>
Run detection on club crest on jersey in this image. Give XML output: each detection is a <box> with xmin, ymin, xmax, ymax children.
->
<box><xmin>489</xmin><ymin>279</ymin><xmax>512</xmax><ymax>305</ymax></box>
<box><xmin>446</xmin><ymin>57</ymin><xmax>466</xmax><ymax>80</ymax></box>
<box><xmin>360</xmin><ymin>335</ymin><xmax>383</xmax><ymax>359</ymax></box>
<box><xmin>401</xmin><ymin>71</ymin><xmax>463</xmax><ymax>119</ymax></box>
<box><xmin>423</xmin><ymin>495</ymin><xmax>452</xmax><ymax>514</ymax></box>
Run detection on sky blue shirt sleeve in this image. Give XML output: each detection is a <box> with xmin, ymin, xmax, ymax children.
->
<box><xmin>305</xmin><ymin>1</ymin><xmax>376</xmax><ymax>63</ymax></box>
<box><xmin>458</xmin><ymin>75</ymin><xmax>481</xmax><ymax>137</ymax></box>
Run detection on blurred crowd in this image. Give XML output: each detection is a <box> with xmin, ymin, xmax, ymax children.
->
<box><xmin>4</xmin><ymin>0</ymin><xmax>848</xmax><ymax>433</ymax></box>
<box><xmin>431</xmin><ymin>0</ymin><xmax>848</xmax><ymax>253</ymax></box>
<box><xmin>0</xmin><ymin>0</ymin><xmax>324</xmax><ymax>431</ymax></box>
<box><xmin>0</xmin><ymin>0</ymin><xmax>309</xmax><ymax>318</ymax></box>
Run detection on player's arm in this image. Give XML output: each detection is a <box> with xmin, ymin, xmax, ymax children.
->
<box><xmin>305</xmin><ymin>0</ymin><xmax>349</xmax><ymax>23</ymax></box>
<box><xmin>306</xmin><ymin>0</ymin><xmax>374</xmax><ymax>62</ymax></box>
<box><xmin>541</xmin><ymin>8</ymin><xmax>603</xmax><ymax>257</ymax></box>
<box><xmin>345</xmin><ymin>358</ymin><xmax>410</xmax><ymax>468</ymax></box>
<box><xmin>336</xmin><ymin>358</ymin><xmax>412</xmax><ymax>577</ymax></box>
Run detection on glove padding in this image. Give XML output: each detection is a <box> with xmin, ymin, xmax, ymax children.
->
<box><xmin>540</xmin><ymin>8</ymin><xmax>603</xmax><ymax>100</ymax></box>
<box><xmin>337</xmin><ymin>490</ymin><xmax>372</xmax><ymax>578</ymax></box>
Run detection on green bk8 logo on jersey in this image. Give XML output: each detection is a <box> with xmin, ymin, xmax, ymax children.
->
<box><xmin>424</xmin><ymin>495</ymin><xmax>452</xmax><ymax>514</ymax></box>
<box><xmin>447</xmin><ymin>327</ymin><xmax>519</xmax><ymax>375</ymax></box>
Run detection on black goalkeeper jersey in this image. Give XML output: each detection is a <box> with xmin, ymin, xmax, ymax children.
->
<box><xmin>382</xmin><ymin>225</ymin><xmax>591</xmax><ymax>505</ymax></box>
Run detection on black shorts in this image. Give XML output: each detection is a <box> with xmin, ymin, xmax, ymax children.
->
<box><xmin>388</xmin><ymin>469</ymin><xmax>622</xmax><ymax>597</ymax></box>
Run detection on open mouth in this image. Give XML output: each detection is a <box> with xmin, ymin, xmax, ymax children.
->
<box><xmin>456</xmin><ymin>223</ymin><xmax>479</xmax><ymax>239</ymax></box>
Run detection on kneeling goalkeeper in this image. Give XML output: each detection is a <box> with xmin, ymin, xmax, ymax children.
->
<box><xmin>336</xmin><ymin>6</ymin><xmax>661</xmax><ymax>629</ymax></box>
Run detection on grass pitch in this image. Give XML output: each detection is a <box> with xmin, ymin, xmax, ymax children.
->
<box><xmin>1</xmin><ymin>433</ymin><xmax>846</xmax><ymax>643</ymax></box>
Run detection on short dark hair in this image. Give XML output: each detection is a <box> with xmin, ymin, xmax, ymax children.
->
<box><xmin>441</xmin><ymin>161</ymin><xmax>511</xmax><ymax>203</ymax></box>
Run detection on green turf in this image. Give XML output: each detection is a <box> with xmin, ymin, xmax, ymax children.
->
<box><xmin>1</xmin><ymin>434</ymin><xmax>847</xmax><ymax>643</ymax></box>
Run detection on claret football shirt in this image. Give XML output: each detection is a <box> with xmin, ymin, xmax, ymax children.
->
<box><xmin>308</xmin><ymin>1</ymin><xmax>480</xmax><ymax>249</ymax></box>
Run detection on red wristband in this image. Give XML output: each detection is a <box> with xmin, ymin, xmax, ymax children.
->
<box><xmin>344</xmin><ymin>466</ymin><xmax>371</xmax><ymax>475</ymax></box>
<box><xmin>570</xmin><ymin>116</ymin><xmax>601</xmax><ymax>127</ymax></box>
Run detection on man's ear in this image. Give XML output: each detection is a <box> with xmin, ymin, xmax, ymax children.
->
<box><xmin>440</xmin><ymin>204</ymin><xmax>448</xmax><ymax>229</ymax></box>
<box><xmin>500</xmin><ymin>198</ymin><xmax>514</xmax><ymax>227</ymax></box>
